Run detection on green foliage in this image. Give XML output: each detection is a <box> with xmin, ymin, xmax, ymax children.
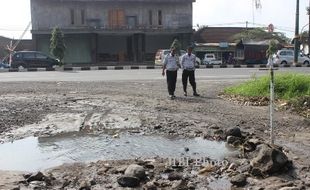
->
<box><xmin>195</xmin><ymin>24</ymin><xmax>208</xmax><ymax>31</ymax></box>
<box><xmin>232</xmin><ymin>28</ymin><xmax>290</xmax><ymax>44</ymax></box>
<box><xmin>170</xmin><ymin>38</ymin><xmax>182</xmax><ymax>55</ymax></box>
<box><xmin>266</xmin><ymin>39</ymin><xmax>278</xmax><ymax>58</ymax></box>
<box><xmin>300</xmin><ymin>31</ymin><xmax>309</xmax><ymax>49</ymax></box>
<box><xmin>50</xmin><ymin>27</ymin><xmax>66</xmax><ymax>64</ymax></box>
<box><xmin>224</xmin><ymin>73</ymin><xmax>310</xmax><ymax>100</ymax></box>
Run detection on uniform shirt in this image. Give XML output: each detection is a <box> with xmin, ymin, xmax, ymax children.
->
<box><xmin>164</xmin><ymin>53</ymin><xmax>178</xmax><ymax>71</ymax></box>
<box><xmin>181</xmin><ymin>53</ymin><xmax>196</xmax><ymax>70</ymax></box>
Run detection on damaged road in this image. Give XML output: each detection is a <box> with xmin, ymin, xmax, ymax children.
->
<box><xmin>0</xmin><ymin>76</ymin><xmax>309</xmax><ymax>189</ymax></box>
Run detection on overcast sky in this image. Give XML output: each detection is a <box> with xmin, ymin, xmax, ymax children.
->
<box><xmin>0</xmin><ymin>0</ymin><xmax>309</xmax><ymax>39</ymax></box>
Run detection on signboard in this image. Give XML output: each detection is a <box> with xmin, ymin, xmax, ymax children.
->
<box><xmin>219</xmin><ymin>42</ymin><xmax>229</xmax><ymax>48</ymax></box>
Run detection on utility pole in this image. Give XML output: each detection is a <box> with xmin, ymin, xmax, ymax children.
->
<box><xmin>294</xmin><ymin>0</ymin><xmax>300</xmax><ymax>64</ymax></box>
<box><xmin>252</xmin><ymin>0</ymin><xmax>262</xmax><ymax>26</ymax></box>
<box><xmin>308</xmin><ymin>1</ymin><xmax>310</xmax><ymax>54</ymax></box>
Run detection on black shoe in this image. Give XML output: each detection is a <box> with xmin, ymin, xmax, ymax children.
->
<box><xmin>193</xmin><ymin>93</ymin><xmax>200</xmax><ymax>97</ymax></box>
<box><xmin>184</xmin><ymin>92</ymin><xmax>187</xmax><ymax>96</ymax></box>
<box><xmin>169</xmin><ymin>95</ymin><xmax>175</xmax><ymax>100</ymax></box>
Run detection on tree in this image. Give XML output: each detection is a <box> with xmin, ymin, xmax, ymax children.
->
<box><xmin>50</xmin><ymin>27</ymin><xmax>66</xmax><ymax>65</ymax></box>
<box><xmin>231</xmin><ymin>28</ymin><xmax>290</xmax><ymax>44</ymax></box>
<box><xmin>300</xmin><ymin>31</ymin><xmax>309</xmax><ymax>53</ymax></box>
<box><xmin>170</xmin><ymin>38</ymin><xmax>182</xmax><ymax>56</ymax></box>
<box><xmin>266</xmin><ymin>39</ymin><xmax>278</xmax><ymax>58</ymax></box>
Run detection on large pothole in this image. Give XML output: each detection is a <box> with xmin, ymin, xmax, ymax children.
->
<box><xmin>0</xmin><ymin>132</ymin><xmax>237</xmax><ymax>172</ymax></box>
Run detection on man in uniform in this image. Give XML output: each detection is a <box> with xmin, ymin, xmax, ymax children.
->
<box><xmin>181</xmin><ymin>46</ymin><xmax>200</xmax><ymax>97</ymax></box>
<box><xmin>162</xmin><ymin>47</ymin><xmax>179</xmax><ymax>99</ymax></box>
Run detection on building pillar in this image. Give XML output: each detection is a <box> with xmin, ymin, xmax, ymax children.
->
<box><xmin>133</xmin><ymin>33</ymin><xmax>145</xmax><ymax>63</ymax></box>
<box><xmin>32</xmin><ymin>34</ymin><xmax>38</xmax><ymax>51</ymax></box>
<box><xmin>91</xmin><ymin>33</ymin><xmax>97</xmax><ymax>64</ymax></box>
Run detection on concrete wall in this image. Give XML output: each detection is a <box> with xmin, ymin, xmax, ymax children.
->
<box><xmin>98</xmin><ymin>35</ymin><xmax>127</xmax><ymax>53</ymax></box>
<box><xmin>31</xmin><ymin>0</ymin><xmax>193</xmax><ymax>30</ymax></box>
<box><xmin>64</xmin><ymin>35</ymin><xmax>92</xmax><ymax>64</ymax></box>
<box><xmin>35</xmin><ymin>34</ymin><xmax>92</xmax><ymax>64</ymax></box>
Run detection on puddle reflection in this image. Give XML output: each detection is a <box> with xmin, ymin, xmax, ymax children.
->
<box><xmin>0</xmin><ymin>133</ymin><xmax>237</xmax><ymax>171</ymax></box>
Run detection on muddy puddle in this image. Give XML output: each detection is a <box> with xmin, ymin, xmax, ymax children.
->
<box><xmin>0</xmin><ymin>132</ymin><xmax>237</xmax><ymax>172</ymax></box>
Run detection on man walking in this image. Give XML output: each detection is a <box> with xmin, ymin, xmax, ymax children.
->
<box><xmin>181</xmin><ymin>46</ymin><xmax>200</xmax><ymax>97</ymax></box>
<box><xmin>162</xmin><ymin>47</ymin><xmax>179</xmax><ymax>99</ymax></box>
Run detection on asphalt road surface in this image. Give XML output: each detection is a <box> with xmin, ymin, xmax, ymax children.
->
<box><xmin>0</xmin><ymin>67</ymin><xmax>309</xmax><ymax>82</ymax></box>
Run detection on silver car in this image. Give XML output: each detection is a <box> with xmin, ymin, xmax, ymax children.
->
<box><xmin>273</xmin><ymin>49</ymin><xmax>310</xmax><ymax>65</ymax></box>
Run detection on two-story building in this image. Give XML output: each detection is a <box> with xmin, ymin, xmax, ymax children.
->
<box><xmin>31</xmin><ymin>0</ymin><xmax>195</xmax><ymax>65</ymax></box>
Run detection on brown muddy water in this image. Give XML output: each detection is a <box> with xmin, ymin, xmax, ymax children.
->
<box><xmin>0</xmin><ymin>132</ymin><xmax>237</xmax><ymax>172</ymax></box>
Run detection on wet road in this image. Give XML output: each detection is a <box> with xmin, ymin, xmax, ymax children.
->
<box><xmin>0</xmin><ymin>67</ymin><xmax>309</xmax><ymax>82</ymax></box>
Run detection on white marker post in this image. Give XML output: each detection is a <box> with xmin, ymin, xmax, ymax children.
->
<box><xmin>266</xmin><ymin>40</ymin><xmax>277</xmax><ymax>145</ymax></box>
<box><xmin>268</xmin><ymin>56</ymin><xmax>275</xmax><ymax>145</ymax></box>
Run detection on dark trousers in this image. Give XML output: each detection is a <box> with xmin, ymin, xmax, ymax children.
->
<box><xmin>182</xmin><ymin>70</ymin><xmax>196</xmax><ymax>93</ymax></box>
<box><xmin>166</xmin><ymin>70</ymin><xmax>177</xmax><ymax>95</ymax></box>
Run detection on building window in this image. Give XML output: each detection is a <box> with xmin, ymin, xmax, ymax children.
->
<box><xmin>70</xmin><ymin>9</ymin><xmax>75</xmax><ymax>25</ymax></box>
<box><xmin>127</xmin><ymin>16</ymin><xmax>137</xmax><ymax>29</ymax></box>
<box><xmin>236</xmin><ymin>50</ymin><xmax>244</xmax><ymax>59</ymax></box>
<box><xmin>158</xmin><ymin>10</ymin><xmax>162</xmax><ymax>25</ymax></box>
<box><xmin>149</xmin><ymin>10</ymin><xmax>152</xmax><ymax>25</ymax></box>
<box><xmin>108</xmin><ymin>9</ymin><xmax>125</xmax><ymax>28</ymax></box>
<box><xmin>81</xmin><ymin>9</ymin><xmax>85</xmax><ymax>25</ymax></box>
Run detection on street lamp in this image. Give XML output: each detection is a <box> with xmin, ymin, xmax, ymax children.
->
<box><xmin>306</xmin><ymin>4</ymin><xmax>310</xmax><ymax>54</ymax></box>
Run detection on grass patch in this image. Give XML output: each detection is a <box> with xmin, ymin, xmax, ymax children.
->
<box><xmin>224</xmin><ymin>73</ymin><xmax>310</xmax><ymax>100</ymax></box>
<box><xmin>223</xmin><ymin>73</ymin><xmax>310</xmax><ymax>117</ymax></box>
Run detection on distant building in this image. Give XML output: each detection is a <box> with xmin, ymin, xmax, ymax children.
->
<box><xmin>0</xmin><ymin>36</ymin><xmax>33</xmax><ymax>61</ymax></box>
<box><xmin>194</xmin><ymin>27</ymin><xmax>249</xmax><ymax>63</ymax></box>
<box><xmin>194</xmin><ymin>27</ymin><xmax>250</xmax><ymax>43</ymax></box>
<box><xmin>31</xmin><ymin>0</ymin><xmax>195</xmax><ymax>65</ymax></box>
<box><xmin>194</xmin><ymin>27</ymin><xmax>275</xmax><ymax>64</ymax></box>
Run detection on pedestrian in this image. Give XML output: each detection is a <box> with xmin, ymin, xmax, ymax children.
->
<box><xmin>181</xmin><ymin>46</ymin><xmax>200</xmax><ymax>97</ymax></box>
<box><xmin>227</xmin><ymin>52</ymin><xmax>234</xmax><ymax>64</ymax></box>
<box><xmin>162</xmin><ymin>47</ymin><xmax>179</xmax><ymax>99</ymax></box>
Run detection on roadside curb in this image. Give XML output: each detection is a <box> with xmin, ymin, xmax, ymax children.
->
<box><xmin>0</xmin><ymin>64</ymin><xmax>309</xmax><ymax>73</ymax></box>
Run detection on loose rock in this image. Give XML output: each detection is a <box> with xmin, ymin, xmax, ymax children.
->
<box><xmin>117</xmin><ymin>176</ymin><xmax>140</xmax><ymax>187</ymax></box>
<box><xmin>230</xmin><ymin>174</ymin><xmax>247</xmax><ymax>187</ymax></box>
<box><xmin>251</xmin><ymin>144</ymin><xmax>288</xmax><ymax>175</ymax></box>
<box><xmin>168</xmin><ymin>172</ymin><xmax>182</xmax><ymax>181</ymax></box>
<box><xmin>227</xmin><ymin>136</ymin><xmax>242</xmax><ymax>145</ymax></box>
<box><xmin>124</xmin><ymin>164</ymin><xmax>146</xmax><ymax>180</ymax></box>
<box><xmin>26</xmin><ymin>172</ymin><xmax>45</xmax><ymax>183</ymax></box>
<box><xmin>225</xmin><ymin>127</ymin><xmax>242</xmax><ymax>138</ymax></box>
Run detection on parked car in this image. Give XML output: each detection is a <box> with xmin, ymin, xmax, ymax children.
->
<box><xmin>155</xmin><ymin>49</ymin><xmax>171</xmax><ymax>65</ymax></box>
<box><xmin>202</xmin><ymin>54</ymin><xmax>222</xmax><ymax>65</ymax></box>
<box><xmin>11</xmin><ymin>51</ymin><xmax>60</xmax><ymax>69</ymax></box>
<box><xmin>273</xmin><ymin>49</ymin><xmax>310</xmax><ymax>65</ymax></box>
<box><xmin>179</xmin><ymin>50</ymin><xmax>201</xmax><ymax>67</ymax></box>
<box><xmin>155</xmin><ymin>49</ymin><xmax>201</xmax><ymax>67</ymax></box>
<box><xmin>0</xmin><ymin>61</ymin><xmax>10</xmax><ymax>69</ymax></box>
